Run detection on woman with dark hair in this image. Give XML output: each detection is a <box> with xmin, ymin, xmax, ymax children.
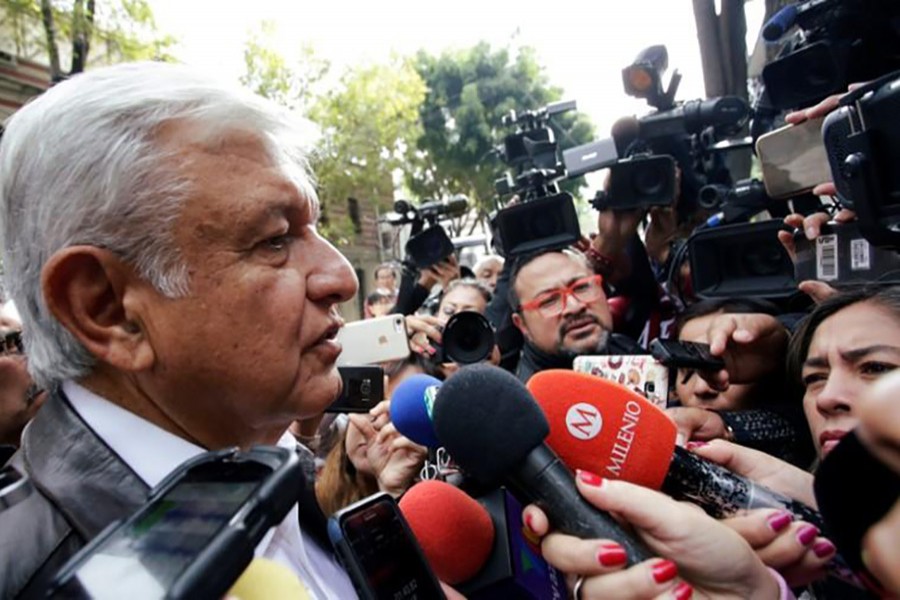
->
<box><xmin>787</xmin><ymin>285</ymin><xmax>900</xmax><ymax>462</ymax></box>
<box><xmin>688</xmin><ymin>286</ymin><xmax>900</xmax><ymax>597</ymax></box>
<box><xmin>667</xmin><ymin>297</ymin><xmax>814</xmax><ymax>466</ymax></box>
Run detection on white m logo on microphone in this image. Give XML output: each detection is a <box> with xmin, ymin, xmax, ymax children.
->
<box><xmin>565</xmin><ymin>403</ymin><xmax>602</xmax><ymax>441</ymax></box>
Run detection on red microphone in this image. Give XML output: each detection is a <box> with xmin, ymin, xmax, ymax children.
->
<box><xmin>399</xmin><ymin>480</ymin><xmax>567</xmax><ymax>598</ymax></box>
<box><xmin>527</xmin><ymin>370</ymin><xmax>866</xmax><ymax>587</ymax></box>
<box><xmin>528</xmin><ymin>369</ymin><xmax>677</xmax><ymax>490</ymax></box>
<box><xmin>398</xmin><ymin>480</ymin><xmax>493</xmax><ymax>585</ymax></box>
<box><xmin>527</xmin><ymin>370</ymin><xmax>826</xmax><ymax>520</ymax></box>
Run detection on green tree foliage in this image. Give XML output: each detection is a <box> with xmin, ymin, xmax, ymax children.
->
<box><xmin>0</xmin><ymin>0</ymin><xmax>176</xmax><ymax>79</ymax></box>
<box><xmin>240</xmin><ymin>22</ymin><xmax>328</xmax><ymax>113</ymax></box>
<box><xmin>308</xmin><ymin>58</ymin><xmax>426</xmax><ymax>244</ymax></box>
<box><xmin>240</xmin><ymin>23</ymin><xmax>426</xmax><ymax>244</ymax></box>
<box><xmin>409</xmin><ymin>43</ymin><xmax>596</xmax><ymax>228</ymax></box>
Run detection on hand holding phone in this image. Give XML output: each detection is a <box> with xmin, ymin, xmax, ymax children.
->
<box><xmin>336</xmin><ymin>315</ymin><xmax>410</xmax><ymax>367</ymax></box>
<box><xmin>49</xmin><ymin>446</ymin><xmax>302</xmax><ymax>599</ymax></box>
<box><xmin>328</xmin><ymin>492</ymin><xmax>445</xmax><ymax>600</ymax></box>
<box><xmin>756</xmin><ymin>116</ymin><xmax>831</xmax><ymax>200</ymax></box>
<box><xmin>326</xmin><ymin>366</ymin><xmax>385</xmax><ymax>413</ymax></box>
<box><xmin>650</xmin><ymin>339</ymin><xmax>726</xmax><ymax>371</ymax></box>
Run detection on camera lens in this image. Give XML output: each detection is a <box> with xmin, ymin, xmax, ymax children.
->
<box><xmin>632</xmin><ymin>163</ymin><xmax>666</xmax><ymax>196</ymax></box>
<box><xmin>442</xmin><ymin>312</ymin><xmax>494</xmax><ymax>365</ymax></box>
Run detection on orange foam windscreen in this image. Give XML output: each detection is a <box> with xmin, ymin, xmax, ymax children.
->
<box><xmin>527</xmin><ymin>369</ymin><xmax>677</xmax><ymax>490</ymax></box>
<box><xmin>398</xmin><ymin>480</ymin><xmax>495</xmax><ymax>584</ymax></box>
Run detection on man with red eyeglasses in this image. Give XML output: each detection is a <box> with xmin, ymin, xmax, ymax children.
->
<box><xmin>510</xmin><ymin>249</ymin><xmax>640</xmax><ymax>383</ymax></box>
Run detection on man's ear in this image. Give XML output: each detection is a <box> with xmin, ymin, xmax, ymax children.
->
<box><xmin>511</xmin><ymin>311</ymin><xmax>531</xmax><ymax>341</ymax></box>
<box><xmin>42</xmin><ymin>246</ymin><xmax>155</xmax><ymax>372</ymax></box>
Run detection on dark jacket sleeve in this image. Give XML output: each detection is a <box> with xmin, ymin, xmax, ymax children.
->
<box><xmin>485</xmin><ymin>258</ymin><xmax>523</xmax><ymax>373</ymax></box>
<box><xmin>390</xmin><ymin>262</ymin><xmax>431</xmax><ymax>316</ymax></box>
<box><xmin>609</xmin><ymin>234</ymin><xmax>662</xmax><ymax>343</ymax></box>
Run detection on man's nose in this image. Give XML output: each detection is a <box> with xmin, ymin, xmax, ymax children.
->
<box><xmin>308</xmin><ymin>237</ymin><xmax>358</xmax><ymax>303</ymax></box>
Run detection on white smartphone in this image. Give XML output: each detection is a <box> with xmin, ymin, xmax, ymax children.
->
<box><xmin>336</xmin><ymin>314</ymin><xmax>410</xmax><ymax>366</ymax></box>
<box><xmin>755</xmin><ymin>116</ymin><xmax>832</xmax><ymax>200</ymax></box>
<box><xmin>573</xmin><ymin>355</ymin><xmax>669</xmax><ymax>409</ymax></box>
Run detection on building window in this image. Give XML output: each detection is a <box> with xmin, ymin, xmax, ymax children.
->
<box><xmin>347</xmin><ymin>197</ymin><xmax>362</xmax><ymax>234</ymax></box>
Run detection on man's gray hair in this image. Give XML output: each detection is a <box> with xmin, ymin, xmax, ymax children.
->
<box><xmin>0</xmin><ymin>61</ymin><xmax>318</xmax><ymax>390</ymax></box>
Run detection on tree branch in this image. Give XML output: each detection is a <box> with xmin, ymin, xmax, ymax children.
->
<box><xmin>40</xmin><ymin>0</ymin><xmax>62</xmax><ymax>80</ymax></box>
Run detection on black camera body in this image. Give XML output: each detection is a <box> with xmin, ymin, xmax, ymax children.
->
<box><xmin>793</xmin><ymin>221</ymin><xmax>900</xmax><ymax>287</ymax></box>
<box><xmin>761</xmin><ymin>0</ymin><xmax>900</xmax><ymax>110</ymax></box>
<box><xmin>430</xmin><ymin>311</ymin><xmax>494</xmax><ymax>365</ymax></box>
<box><xmin>688</xmin><ymin>220</ymin><xmax>798</xmax><ymax>300</ymax></box>
<box><xmin>697</xmin><ymin>178</ymin><xmax>788</xmax><ymax>224</ymax></box>
<box><xmin>590</xmin><ymin>154</ymin><xmax>677</xmax><ymax>211</ymax></box>
<box><xmin>384</xmin><ymin>197</ymin><xmax>469</xmax><ymax>268</ymax></box>
<box><xmin>492</xmin><ymin>101</ymin><xmax>582</xmax><ymax>258</ymax></box>
<box><xmin>822</xmin><ymin>72</ymin><xmax>900</xmax><ymax>248</ymax></box>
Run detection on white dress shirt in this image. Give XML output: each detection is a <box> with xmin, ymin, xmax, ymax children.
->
<box><xmin>64</xmin><ymin>380</ymin><xmax>357</xmax><ymax>599</ymax></box>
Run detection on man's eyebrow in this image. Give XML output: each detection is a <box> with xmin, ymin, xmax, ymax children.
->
<box><xmin>533</xmin><ymin>276</ymin><xmax>585</xmax><ymax>297</ymax></box>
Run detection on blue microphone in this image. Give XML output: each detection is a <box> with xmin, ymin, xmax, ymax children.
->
<box><xmin>390</xmin><ymin>374</ymin><xmax>443</xmax><ymax>448</ymax></box>
<box><xmin>762</xmin><ymin>5</ymin><xmax>798</xmax><ymax>41</ymax></box>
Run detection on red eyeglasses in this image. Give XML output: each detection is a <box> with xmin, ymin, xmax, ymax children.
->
<box><xmin>519</xmin><ymin>275</ymin><xmax>605</xmax><ymax>317</ymax></box>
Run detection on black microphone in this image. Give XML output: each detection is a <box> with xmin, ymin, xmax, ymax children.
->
<box><xmin>431</xmin><ymin>364</ymin><xmax>652</xmax><ymax>564</ymax></box>
<box><xmin>815</xmin><ymin>429</ymin><xmax>900</xmax><ymax>595</ymax></box>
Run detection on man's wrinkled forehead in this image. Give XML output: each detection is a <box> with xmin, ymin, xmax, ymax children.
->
<box><xmin>154</xmin><ymin>120</ymin><xmax>320</xmax><ymax>216</ymax></box>
<box><xmin>515</xmin><ymin>251</ymin><xmax>592</xmax><ymax>298</ymax></box>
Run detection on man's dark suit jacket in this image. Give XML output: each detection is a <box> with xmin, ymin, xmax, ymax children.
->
<box><xmin>0</xmin><ymin>392</ymin><xmax>150</xmax><ymax>598</ymax></box>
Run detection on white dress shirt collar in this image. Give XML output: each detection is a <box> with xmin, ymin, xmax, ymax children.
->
<box><xmin>64</xmin><ymin>380</ymin><xmax>202</xmax><ymax>487</ymax></box>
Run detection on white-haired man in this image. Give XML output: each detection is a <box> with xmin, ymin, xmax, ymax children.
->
<box><xmin>0</xmin><ymin>62</ymin><xmax>358</xmax><ymax>597</ymax></box>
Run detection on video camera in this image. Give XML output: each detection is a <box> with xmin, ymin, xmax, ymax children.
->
<box><xmin>822</xmin><ymin>70</ymin><xmax>900</xmax><ymax>248</ymax></box>
<box><xmin>491</xmin><ymin>100</ymin><xmax>582</xmax><ymax>257</ymax></box>
<box><xmin>383</xmin><ymin>196</ymin><xmax>469</xmax><ymax>268</ymax></box>
<box><xmin>698</xmin><ymin>178</ymin><xmax>789</xmax><ymax>224</ymax></box>
<box><xmin>565</xmin><ymin>45</ymin><xmax>748</xmax><ymax>216</ymax></box>
<box><xmin>760</xmin><ymin>0</ymin><xmax>900</xmax><ymax>111</ymax></box>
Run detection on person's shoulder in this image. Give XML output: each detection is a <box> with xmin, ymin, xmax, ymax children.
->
<box><xmin>0</xmin><ymin>461</ymin><xmax>84</xmax><ymax>598</ymax></box>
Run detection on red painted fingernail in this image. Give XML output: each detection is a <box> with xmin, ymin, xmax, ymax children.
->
<box><xmin>673</xmin><ymin>582</ymin><xmax>693</xmax><ymax>600</ymax></box>
<box><xmin>597</xmin><ymin>542</ymin><xmax>627</xmax><ymax>567</ymax></box>
<box><xmin>813</xmin><ymin>539</ymin><xmax>836</xmax><ymax>558</ymax></box>
<box><xmin>652</xmin><ymin>559</ymin><xmax>678</xmax><ymax>584</ymax></box>
<box><xmin>767</xmin><ymin>511</ymin><xmax>793</xmax><ymax>532</ymax></box>
<box><xmin>524</xmin><ymin>513</ymin><xmax>536</xmax><ymax>534</ymax></box>
<box><xmin>576</xmin><ymin>469</ymin><xmax>603</xmax><ymax>487</ymax></box>
<box><xmin>797</xmin><ymin>525</ymin><xmax>819</xmax><ymax>546</ymax></box>
<box><xmin>685</xmin><ymin>441</ymin><xmax>708</xmax><ymax>450</ymax></box>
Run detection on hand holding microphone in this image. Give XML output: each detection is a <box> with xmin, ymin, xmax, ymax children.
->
<box><xmin>527</xmin><ymin>369</ymin><xmax>859</xmax><ymax>588</ymax></box>
<box><xmin>523</xmin><ymin>474</ymin><xmax>781</xmax><ymax>600</ymax></box>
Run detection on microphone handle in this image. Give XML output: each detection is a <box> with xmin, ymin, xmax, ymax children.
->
<box><xmin>665</xmin><ymin>447</ymin><xmax>825</xmax><ymax>529</ymax></box>
<box><xmin>666</xmin><ymin>447</ymin><xmax>864</xmax><ymax>589</ymax></box>
<box><xmin>510</xmin><ymin>444</ymin><xmax>652</xmax><ymax>565</ymax></box>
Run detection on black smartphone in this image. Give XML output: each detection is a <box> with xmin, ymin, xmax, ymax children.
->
<box><xmin>650</xmin><ymin>339</ymin><xmax>726</xmax><ymax>371</ymax></box>
<box><xmin>326</xmin><ymin>366</ymin><xmax>385</xmax><ymax>413</ymax></box>
<box><xmin>48</xmin><ymin>446</ymin><xmax>303</xmax><ymax>600</ymax></box>
<box><xmin>328</xmin><ymin>492</ymin><xmax>445</xmax><ymax>600</ymax></box>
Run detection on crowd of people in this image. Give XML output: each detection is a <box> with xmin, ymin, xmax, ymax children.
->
<box><xmin>0</xmin><ymin>59</ymin><xmax>897</xmax><ymax>600</ymax></box>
